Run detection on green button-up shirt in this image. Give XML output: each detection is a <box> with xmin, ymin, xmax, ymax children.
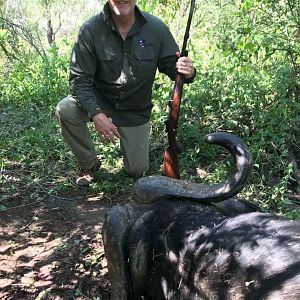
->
<box><xmin>70</xmin><ymin>3</ymin><xmax>194</xmax><ymax>126</ymax></box>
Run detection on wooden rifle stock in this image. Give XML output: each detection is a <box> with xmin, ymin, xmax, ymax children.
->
<box><xmin>163</xmin><ymin>72</ymin><xmax>185</xmax><ymax>179</ymax></box>
<box><xmin>163</xmin><ymin>0</ymin><xmax>195</xmax><ymax>179</ymax></box>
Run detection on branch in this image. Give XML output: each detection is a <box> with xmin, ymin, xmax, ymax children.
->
<box><xmin>0</xmin><ymin>16</ymin><xmax>46</xmax><ymax>59</ymax></box>
<box><xmin>0</xmin><ymin>42</ymin><xmax>22</xmax><ymax>62</ymax></box>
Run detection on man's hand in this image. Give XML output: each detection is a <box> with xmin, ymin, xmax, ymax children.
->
<box><xmin>92</xmin><ymin>113</ymin><xmax>121</xmax><ymax>144</ymax></box>
<box><xmin>176</xmin><ymin>52</ymin><xmax>195</xmax><ymax>79</ymax></box>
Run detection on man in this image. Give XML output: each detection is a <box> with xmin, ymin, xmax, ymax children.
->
<box><xmin>56</xmin><ymin>0</ymin><xmax>196</xmax><ymax>186</ymax></box>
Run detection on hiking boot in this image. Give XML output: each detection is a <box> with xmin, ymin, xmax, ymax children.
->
<box><xmin>76</xmin><ymin>160</ymin><xmax>101</xmax><ymax>186</ymax></box>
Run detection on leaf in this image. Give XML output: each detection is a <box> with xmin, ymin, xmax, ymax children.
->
<box><xmin>0</xmin><ymin>29</ymin><xmax>8</xmax><ymax>41</ymax></box>
<box><xmin>244</xmin><ymin>42</ymin><xmax>256</xmax><ymax>52</ymax></box>
<box><xmin>0</xmin><ymin>205</ymin><xmax>7</xmax><ymax>211</ymax></box>
<box><xmin>74</xmin><ymin>288</ymin><xmax>82</xmax><ymax>296</ymax></box>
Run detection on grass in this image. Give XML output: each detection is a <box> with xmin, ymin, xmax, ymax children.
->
<box><xmin>0</xmin><ymin>81</ymin><xmax>299</xmax><ymax>218</ymax></box>
<box><xmin>0</xmin><ymin>102</ymin><xmax>138</xmax><ymax>212</ymax></box>
<box><xmin>1</xmin><ymin>39</ymin><xmax>299</xmax><ymax>219</ymax></box>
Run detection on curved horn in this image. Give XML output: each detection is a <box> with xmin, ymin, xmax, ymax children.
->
<box><xmin>133</xmin><ymin>132</ymin><xmax>252</xmax><ymax>204</ymax></box>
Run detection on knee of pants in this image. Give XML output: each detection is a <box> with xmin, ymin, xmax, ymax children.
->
<box><xmin>55</xmin><ymin>96</ymin><xmax>86</xmax><ymax>123</ymax></box>
<box><xmin>125</xmin><ymin>165</ymin><xmax>148</xmax><ymax>179</ymax></box>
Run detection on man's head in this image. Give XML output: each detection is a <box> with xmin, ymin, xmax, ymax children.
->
<box><xmin>108</xmin><ymin>0</ymin><xmax>136</xmax><ymax>18</ymax></box>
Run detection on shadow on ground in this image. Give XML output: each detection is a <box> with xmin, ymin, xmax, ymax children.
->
<box><xmin>0</xmin><ymin>162</ymin><xmax>131</xmax><ymax>300</ymax></box>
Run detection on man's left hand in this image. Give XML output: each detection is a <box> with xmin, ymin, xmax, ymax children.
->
<box><xmin>176</xmin><ymin>51</ymin><xmax>195</xmax><ymax>79</ymax></box>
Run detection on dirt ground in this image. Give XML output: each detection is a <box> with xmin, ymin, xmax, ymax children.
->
<box><xmin>0</xmin><ymin>163</ymin><xmax>130</xmax><ymax>300</ymax></box>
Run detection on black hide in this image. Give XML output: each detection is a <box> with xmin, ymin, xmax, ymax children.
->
<box><xmin>102</xmin><ymin>133</ymin><xmax>300</xmax><ymax>300</ymax></box>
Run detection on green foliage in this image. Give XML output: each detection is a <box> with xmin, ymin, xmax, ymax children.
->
<box><xmin>0</xmin><ymin>45</ymin><xmax>69</xmax><ymax>107</ymax></box>
<box><xmin>0</xmin><ymin>0</ymin><xmax>299</xmax><ymax>217</ymax></box>
<box><xmin>0</xmin><ymin>44</ymin><xmax>70</xmax><ymax>198</ymax></box>
<box><xmin>151</xmin><ymin>0</ymin><xmax>300</xmax><ymax>216</ymax></box>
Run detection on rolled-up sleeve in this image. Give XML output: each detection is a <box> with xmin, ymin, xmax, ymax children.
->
<box><xmin>157</xmin><ymin>24</ymin><xmax>178</xmax><ymax>80</ymax></box>
<box><xmin>157</xmin><ymin>23</ymin><xmax>196</xmax><ymax>83</ymax></box>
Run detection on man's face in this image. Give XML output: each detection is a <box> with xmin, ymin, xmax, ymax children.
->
<box><xmin>108</xmin><ymin>0</ymin><xmax>136</xmax><ymax>17</ymax></box>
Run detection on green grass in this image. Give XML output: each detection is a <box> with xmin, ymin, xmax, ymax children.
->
<box><xmin>1</xmin><ymin>99</ymin><xmax>299</xmax><ymax>218</ymax></box>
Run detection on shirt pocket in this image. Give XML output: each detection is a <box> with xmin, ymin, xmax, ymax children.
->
<box><xmin>133</xmin><ymin>48</ymin><xmax>157</xmax><ymax>78</ymax></box>
<box><xmin>96</xmin><ymin>47</ymin><xmax>119</xmax><ymax>80</ymax></box>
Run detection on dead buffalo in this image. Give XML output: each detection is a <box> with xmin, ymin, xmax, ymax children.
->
<box><xmin>102</xmin><ymin>132</ymin><xmax>300</xmax><ymax>300</ymax></box>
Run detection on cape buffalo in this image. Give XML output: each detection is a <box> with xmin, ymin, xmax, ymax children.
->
<box><xmin>102</xmin><ymin>132</ymin><xmax>300</xmax><ymax>300</ymax></box>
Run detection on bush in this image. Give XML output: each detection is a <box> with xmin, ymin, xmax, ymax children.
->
<box><xmin>0</xmin><ymin>45</ymin><xmax>69</xmax><ymax>108</ymax></box>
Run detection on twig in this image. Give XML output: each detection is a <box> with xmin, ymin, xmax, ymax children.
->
<box><xmin>0</xmin><ymin>196</ymin><xmax>47</xmax><ymax>212</ymax></box>
<box><xmin>21</xmin><ymin>219</ymin><xmax>34</xmax><ymax>230</ymax></box>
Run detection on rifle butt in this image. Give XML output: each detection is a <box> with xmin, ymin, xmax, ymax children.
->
<box><xmin>162</xmin><ymin>148</ymin><xmax>180</xmax><ymax>179</ymax></box>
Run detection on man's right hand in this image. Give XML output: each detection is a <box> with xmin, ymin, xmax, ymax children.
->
<box><xmin>92</xmin><ymin>113</ymin><xmax>121</xmax><ymax>144</ymax></box>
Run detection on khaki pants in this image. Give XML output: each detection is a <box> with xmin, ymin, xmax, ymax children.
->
<box><xmin>56</xmin><ymin>95</ymin><xmax>150</xmax><ymax>178</ymax></box>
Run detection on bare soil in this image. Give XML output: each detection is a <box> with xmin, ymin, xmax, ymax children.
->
<box><xmin>0</xmin><ymin>163</ymin><xmax>130</xmax><ymax>300</ymax></box>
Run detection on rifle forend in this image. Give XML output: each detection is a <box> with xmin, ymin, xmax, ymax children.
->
<box><xmin>162</xmin><ymin>72</ymin><xmax>185</xmax><ymax>179</ymax></box>
<box><xmin>162</xmin><ymin>0</ymin><xmax>195</xmax><ymax>179</ymax></box>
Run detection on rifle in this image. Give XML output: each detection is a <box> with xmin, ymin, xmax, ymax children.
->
<box><xmin>162</xmin><ymin>0</ymin><xmax>196</xmax><ymax>179</ymax></box>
